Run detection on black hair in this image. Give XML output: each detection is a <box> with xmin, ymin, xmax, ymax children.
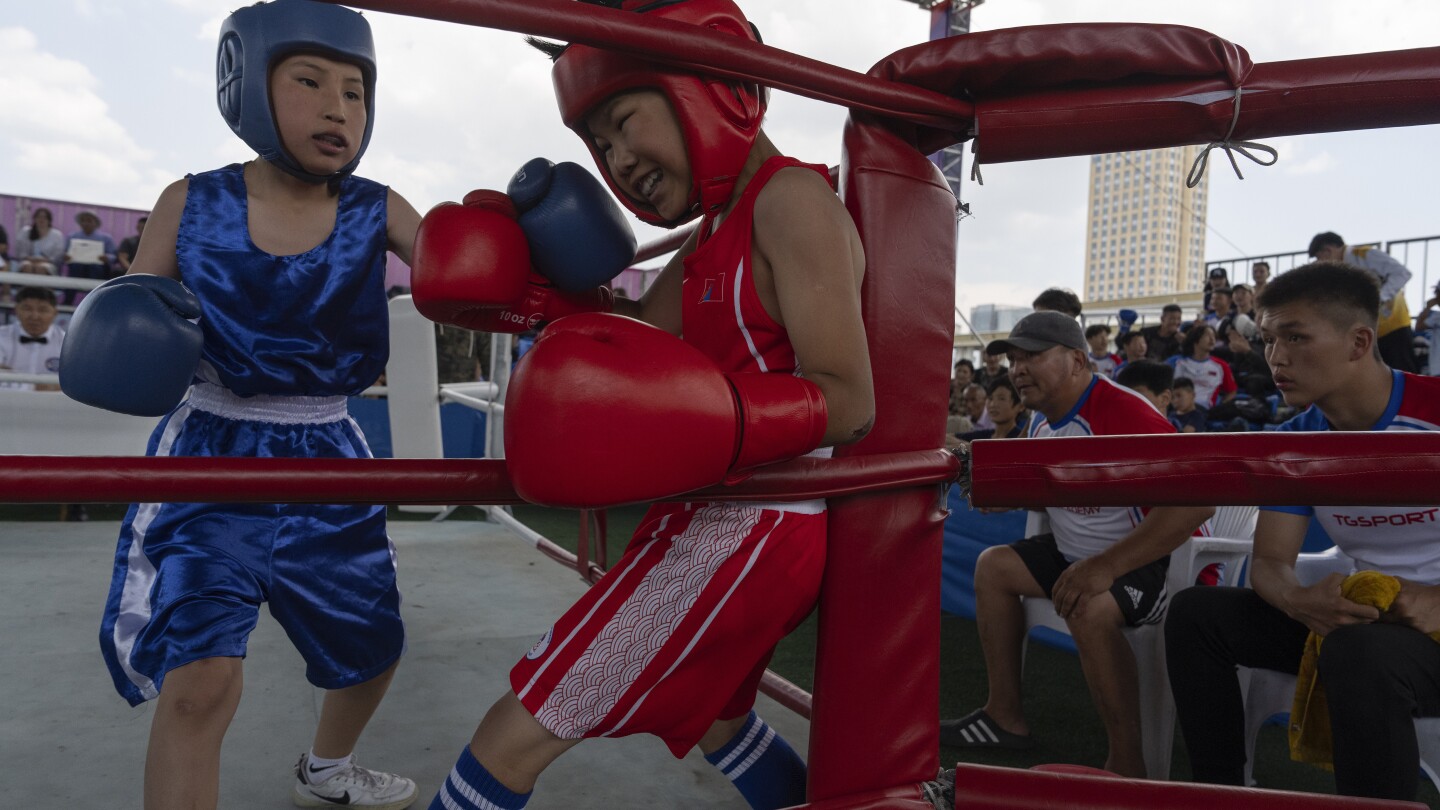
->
<box><xmin>15</xmin><ymin>286</ymin><xmax>57</xmax><ymax>307</ymax></box>
<box><xmin>1256</xmin><ymin>261</ymin><xmax>1380</xmax><ymax>330</ymax></box>
<box><xmin>1307</xmin><ymin>231</ymin><xmax>1345</xmax><ymax>258</ymax></box>
<box><xmin>1083</xmin><ymin>323</ymin><xmax>1110</xmax><ymax>340</ymax></box>
<box><xmin>1211</xmin><ymin>286</ymin><xmax>1232</xmax><ymax>297</ymax></box>
<box><xmin>1252</xmin><ymin>261</ymin><xmax>1270</xmax><ymax>271</ymax></box>
<box><xmin>954</xmin><ymin>358</ymin><xmax>974</xmax><ymax>373</ymax></box>
<box><xmin>1032</xmin><ymin>287</ymin><xmax>1082</xmax><ymax>317</ymax></box>
<box><xmin>1162</xmin><ymin>303</ymin><xmax>1182</xmax><ymax>316</ymax></box>
<box><xmin>1180</xmin><ymin>323</ymin><xmax>1215</xmax><ymax>357</ymax></box>
<box><xmin>1116</xmin><ymin>359</ymin><xmax>1173</xmax><ymax>394</ymax></box>
<box><xmin>28</xmin><ymin>207</ymin><xmax>53</xmax><ymax>242</ymax></box>
<box><xmin>1231</xmin><ymin>283</ymin><xmax>1251</xmax><ymax>294</ymax></box>
<box><xmin>1172</xmin><ymin>376</ymin><xmax>1196</xmax><ymax>393</ymax></box>
<box><xmin>985</xmin><ymin>375</ymin><xmax>1021</xmax><ymax>403</ymax></box>
<box><xmin>1119</xmin><ymin>330</ymin><xmax>1147</xmax><ymax>349</ymax></box>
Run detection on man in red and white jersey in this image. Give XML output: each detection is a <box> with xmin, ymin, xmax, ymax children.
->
<box><xmin>1167</xmin><ymin>262</ymin><xmax>1440</xmax><ymax>801</ymax></box>
<box><xmin>941</xmin><ymin>311</ymin><xmax>1213</xmax><ymax>777</ymax></box>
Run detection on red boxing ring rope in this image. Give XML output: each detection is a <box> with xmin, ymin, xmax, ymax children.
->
<box><xmin>968</xmin><ymin>432</ymin><xmax>1440</xmax><ymax>509</ymax></box>
<box><xmin>0</xmin><ymin>450</ymin><xmax>960</xmax><ymax>505</ymax></box>
<box><xmin>329</xmin><ymin>0</ymin><xmax>973</xmax><ymax>130</ymax></box>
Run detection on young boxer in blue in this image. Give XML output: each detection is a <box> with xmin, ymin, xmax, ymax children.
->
<box><xmin>64</xmin><ymin>2</ymin><xmax>420</xmax><ymax>807</ymax></box>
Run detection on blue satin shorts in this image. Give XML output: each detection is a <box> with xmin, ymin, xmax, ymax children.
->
<box><xmin>99</xmin><ymin>384</ymin><xmax>405</xmax><ymax>706</ymax></box>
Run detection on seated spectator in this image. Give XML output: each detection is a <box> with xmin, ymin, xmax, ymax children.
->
<box><xmin>1032</xmin><ymin>287</ymin><xmax>1083</xmax><ymax>318</ymax></box>
<box><xmin>1204</xmin><ymin>287</ymin><xmax>1234</xmax><ymax>333</ymax></box>
<box><xmin>1251</xmin><ymin>261</ymin><xmax>1270</xmax><ymax>294</ymax></box>
<box><xmin>1142</xmin><ymin>303</ymin><xmax>1184</xmax><ymax>362</ymax></box>
<box><xmin>953</xmin><ymin>357</ymin><xmax>975</xmax><ymax>391</ymax></box>
<box><xmin>959</xmin><ymin>376</ymin><xmax>1032</xmax><ymax>441</ymax></box>
<box><xmin>961</xmin><ymin>381</ymin><xmax>994</xmax><ymax>432</ymax></box>
<box><xmin>939</xmin><ymin>311</ymin><xmax>1213</xmax><ymax>777</ymax></box>
<box><xmin>975</xmin><ymin>350</ymin><xmax>1008</xmax><ymax>391</ymax></box>
<box><xmin>1113</xmin><ymin>330</ymin><xmax>1149</xmax><ymax>379</ymax></box>
<box><xmin>946</xmin><ymin>376</ymin><xmax>974</xmax><ymax>446</ymax></box>
<box><xmin>1214</xmin><ymin>316</ymin><xmax>1275</xmax><ymax>399</ymax></box>
<box><xmin>0</xmin><ymin>286</ymin><xmax>65</xmax><ymax>391</ymax></box>
<box><xmin>1167</xmin><ymin>323</ymin><xmax>1237</xmax><ymax>408</ymax></box>
<box><xmin>1166</xmin><ymin>261</ymin><xmax>1440</xmax><ymax>802</ymax></box>
<box><xmin>1419</xmin><ymin>280</ymin><xmax>1440</xmax><ymax>376</ymax></box>
<box><xmin>116</xmin><ymin>215</ymin><xmax>147</xmax><ymax>274</ymax></box>
<box><xmin>1203</xmin><ymin>266</ymin><xmax>1229</xmax><ymax>313</ymax></box>
<box><xmin>1115</xmin><ymin>360</ymin><xmax>1174</xmax><ymax>416</ymax></box>
<box><xmin>10</xmin><ymin>207</ymin><xmax>65</xmax><ymax>275</ymax></box>
<box><xmin>1232</xmin><ymin>283</ymin><xmax>1256</xmax><ymax>320</ymax></box>
<box><xmin>1085</xmin><ymin>323</ymin><xmax>1121</xmax><ymax>378</ymax></box>
<box><xmin>0</xmin><ymin>222</ymin><xmax>8</xmax><ymax>266</ymax></box>
<box><xmin>1169</xmin><ymin>377</ymin><xmax>1207</xmax><ymax>433</ymax></box>
<box><xmin>64</xmin><ymin>210</ymin><xmax>118</xmax><ymax>305</ymax></box>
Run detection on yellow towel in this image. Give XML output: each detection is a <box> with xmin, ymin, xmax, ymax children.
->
<box><xmin>1288</xmin><ymin>571</ymin><xmax>1440</xmax><ymax>767</ymax></box>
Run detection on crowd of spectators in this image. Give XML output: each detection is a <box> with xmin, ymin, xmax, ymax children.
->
<box><xmin>940</xmin><ymin>250</ymin><xmax>1440</xmax><ymax>802</ymax></box>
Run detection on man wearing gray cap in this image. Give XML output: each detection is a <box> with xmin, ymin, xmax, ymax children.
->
<box><xmin>940</xmin><ymin>311</ymin><xmax>1213</xmax><ymax>777</ymax></box>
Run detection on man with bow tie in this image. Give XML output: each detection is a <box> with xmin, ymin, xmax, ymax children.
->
<box><xmin>0</xmin><ymin>286</ymin><xmax>65</xmax><ymax>391</ymax></box>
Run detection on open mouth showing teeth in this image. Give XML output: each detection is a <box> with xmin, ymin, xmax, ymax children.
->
<box><xmin>315</xmin><ymin>134</ymin><xmax>346</xmax><ymax>148</ymax></box>
<box><xmin>637</xmin><ymin>170</ymin><xmax>660</xmax><ymax>199</ymax></box>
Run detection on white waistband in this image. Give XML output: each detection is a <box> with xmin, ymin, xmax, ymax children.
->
<box><xmin>186</xmin><ymin>383</ymin><xmax>348</xmax><ymax>424</ymax></box>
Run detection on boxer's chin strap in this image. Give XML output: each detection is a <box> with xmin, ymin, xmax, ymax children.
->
<box><xmin>1186</xmin><ymin>87</ymin><xmax>1278</xmax><ymax>188</ymax></box>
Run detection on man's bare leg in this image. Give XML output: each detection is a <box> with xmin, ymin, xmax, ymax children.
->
<box><xmin>1068</xmin><ymin>596</ymin><xmax>1147</xmax><ymax>777</ymax></box>
<box><xmin>974</xmin><ymin>545</ymin><xmax>1047</xmax><ymax>736</ymax></box>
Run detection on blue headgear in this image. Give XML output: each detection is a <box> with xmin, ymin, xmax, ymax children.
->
<box><xmin>217</xmin><ymin>0</ymin><xmax>377</xmax><ymax>183</ymax></box>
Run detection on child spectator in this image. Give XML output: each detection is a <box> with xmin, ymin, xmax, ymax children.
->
<box><xmin>1169</xmin><ymin>377</ymin><xmax>1207</xmax><ymax>433</ymax></box>
<box><xmin>1115</xmin><ymin>359</ymin><xmax>1174</xmax><ymax>416</ymax></box>
<box><xmin>1085</xmin><ymin>323</ymin><xmax>1121</xmax><ymax>378</ymax></box>
<box><xmin>1113</xmin><ymin>329</ymin><xmax>1148</xmax><ymax>379</ymax></box>
<box><xmin>71</xmin><ymin>2</ymin><xmax>422</xmax><ymax>807</ymax></box>
<box><xmin>959</xmin><ymin>376</ymin><xmax>1032</xmax><ymax>441</ymax></box>
<box><xmin>1167</xmin><ymin>323</ymin><xmax>1237</xmax><ymax>408</ymax></box>
<box><xmin>0</xmin><ymin>286</ymin><xmax>64</xmax><ymax>391</ymax></box>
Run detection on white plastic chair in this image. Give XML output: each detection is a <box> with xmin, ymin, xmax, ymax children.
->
<box><xmin>1020</xmin><ymin>505</ymin><xmax>1257</xmax><ymax>779</ymax></box>
<box><xmin>1240</xmin><ymin>546</ymin><xmax>1440</xmax><ymax>789</ymax></box>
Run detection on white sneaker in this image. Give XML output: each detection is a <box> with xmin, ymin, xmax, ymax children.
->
<box><xmin>293</xmin><ymin>753</ymin><xmax>418</xmax><ymax>810</ymax></box>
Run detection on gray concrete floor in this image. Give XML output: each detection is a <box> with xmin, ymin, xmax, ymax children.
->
<box><xmin>0</xmin><ymin>517</ymin><xmax>809</xmax><ymax>808</ymax></box>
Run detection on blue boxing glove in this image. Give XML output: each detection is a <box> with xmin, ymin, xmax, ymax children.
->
<box><xmin>1118</xmin><ymin>308</ymin><xmax>1139</xmax><ymax>335</ymax></box>
<box><xmin>507</xmin><ymin>158</ymin><xmax>637</xmax><ymax>293</ymax></box>
<box><xmin>60</xmin><ymin>274</ymin><xmax>204</xmax><ymax>416</ymax></box>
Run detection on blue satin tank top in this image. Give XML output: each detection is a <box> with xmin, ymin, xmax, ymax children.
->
<box><xmin>176</xmin><ymin>164</ymin><xmax>389</xmax><ymax>397</ymax></box>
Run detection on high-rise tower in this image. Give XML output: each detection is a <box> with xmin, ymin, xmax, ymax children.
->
<box><xmin>1084</xmin><ymin>147</ymin><xmax>1209</xmax><ymax>302</ymax></box>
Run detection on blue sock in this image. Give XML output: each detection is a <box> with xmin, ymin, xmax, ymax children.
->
<box><xmin>703</xmin><ymin>711</ymin><xmax>807</xmax><ymax>810</ymax></box>
<box><xmin>429</xmin><ymin>745</ymin><xmax>530</xmax><ymax>810</ymax></box>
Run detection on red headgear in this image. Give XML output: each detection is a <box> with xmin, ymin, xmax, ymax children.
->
<box><xmin>552</xmin><ymin>0</ymin><xmax>766</xmax><ymax>228</ymax></box>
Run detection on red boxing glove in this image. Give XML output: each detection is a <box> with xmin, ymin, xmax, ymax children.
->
<box><xmin>504</xmin><ymin>313</ymin><xmax>828</xmax><ymax>508</ymax></box>
<box><xmin>412</xmin><ymin>190</ymin><xmax>612</xmax><ymax>333</ymax></box>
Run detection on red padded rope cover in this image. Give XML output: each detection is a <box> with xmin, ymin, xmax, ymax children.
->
<box><xmin>870</xmin><ymin>23</ymin><xmax>1440</xmax><ymax>163</ymax></box>
<box><xmin>0</xmin><ymin>450</ymin><xmax>958</xmax><ymax>506</ymax></box>
<box><xmin>969</xmin><ymin>432</ymin><xmax>1440</xmax><ymax>508</ymax></box>
<box><xmin>951</xmin><ymin>764</ymin><xmax>1426</xmax><ymax>809</ymax></box>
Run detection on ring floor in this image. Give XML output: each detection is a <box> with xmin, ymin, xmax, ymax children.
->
<box><xmin>1</xmin><ymin>517</ymin><xmax>809</xmax><ymax>808</ymax></box>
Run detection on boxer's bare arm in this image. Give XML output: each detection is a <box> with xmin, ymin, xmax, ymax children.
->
<box><xmin>127</xmin><ymin>179</ymin><xmax>187</xmax><ymax>280</ymax></box>
<box><xmin>611</xmin><ymin>228</ymin><xmax>695</xmax><ymax>337</ymax></box>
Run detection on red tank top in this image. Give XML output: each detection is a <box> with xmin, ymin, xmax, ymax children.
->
<box><xmin>681</xmin><ymin>156</ymin><xmax>830</xmax><ymax>374</ymax></box>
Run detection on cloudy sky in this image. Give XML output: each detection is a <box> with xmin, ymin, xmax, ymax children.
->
<box><xmin>4</xmin><ymin>1</ymin><xmax>1438</xmax><ymax>313</ymax></box>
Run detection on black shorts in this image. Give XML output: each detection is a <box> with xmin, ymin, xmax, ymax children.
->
<box><xmin>1010</xmin><ymin>533</ymin><xmax>1170</xmax><ymax>626</ymax></box>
